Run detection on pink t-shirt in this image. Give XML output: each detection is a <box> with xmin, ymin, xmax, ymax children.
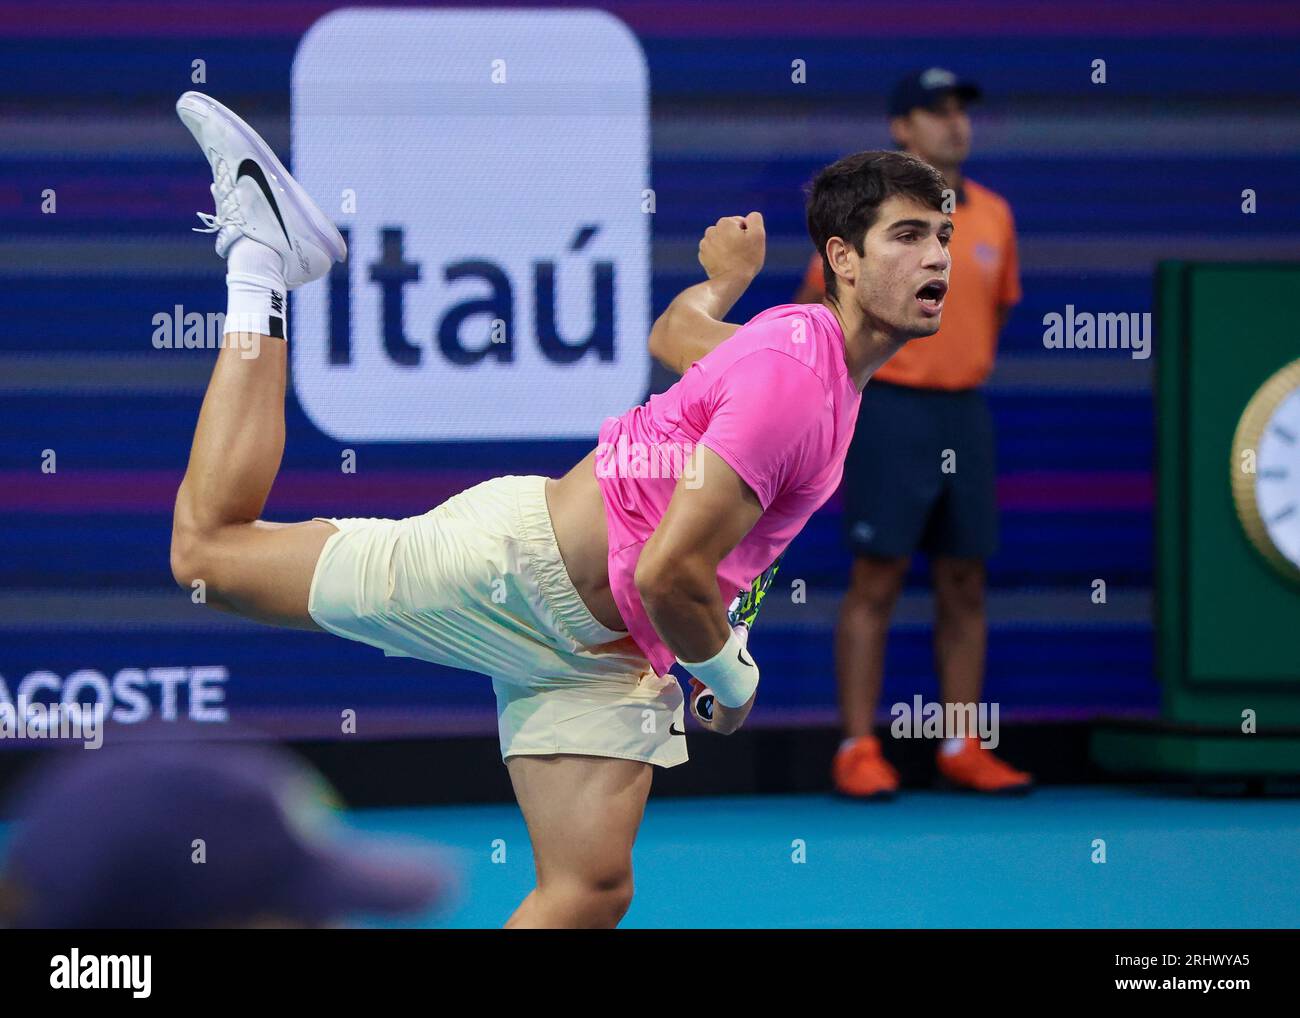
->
<box><xmin>594</xmin><ymin>302</ymin><xmax>861</xmax><ymax>675</ymax></box>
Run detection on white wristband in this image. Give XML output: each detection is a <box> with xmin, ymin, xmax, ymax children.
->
<box><xmin>678</xmin><ymin>628</ymin><xmax>759</xmax><ymax>708</ymax></box>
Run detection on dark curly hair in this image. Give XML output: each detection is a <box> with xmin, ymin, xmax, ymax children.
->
<box><xmin>805</xmin><ymin>150</ymin><xmax>947</xmax><ymax>302</ymax></box>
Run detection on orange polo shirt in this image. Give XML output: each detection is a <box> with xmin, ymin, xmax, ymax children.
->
<box><xmin>801</xmin><ymin>177</ymin><xmax>1021</xmax><ymax>391</ymax></box>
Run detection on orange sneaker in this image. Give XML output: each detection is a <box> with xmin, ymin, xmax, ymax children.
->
<box><xmin>935</xmin><ymin>737</ymin><xmax>1033</xmax><ymax>793</ymax></box>
<box><xmin>832</xmin><ymin>735</ymin><xmax>899</xmax><ymax>799</ymax></box>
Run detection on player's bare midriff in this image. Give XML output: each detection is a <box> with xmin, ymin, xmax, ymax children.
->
<box><xmin>545</xmin><ymin>447</ymin><xmax>628</xmax><ymax>635</ymax></box>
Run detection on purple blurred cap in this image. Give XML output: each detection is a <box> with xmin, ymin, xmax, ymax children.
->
<box><xmin>1</xmin><ymin>742</ymin><xmax>452</xmax><ymax>928</ymax></box>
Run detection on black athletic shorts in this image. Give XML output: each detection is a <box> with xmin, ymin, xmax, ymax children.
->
<box><xmin>842</xmin><ymin>381</ymin><xmax>998</xmax><ymax>560</ymax></box>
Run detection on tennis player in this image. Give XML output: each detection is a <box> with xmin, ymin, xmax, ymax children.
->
<box><xmin>168</xmin><ymin>92</ymin><xmax>951</xmax><ymax>927</ymax></box>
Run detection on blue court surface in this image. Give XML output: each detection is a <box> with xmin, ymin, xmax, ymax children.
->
<box><xmin>348</xmin><ymin>786</ymin><xmax>1300</xmax><ymax>928</ymax></box>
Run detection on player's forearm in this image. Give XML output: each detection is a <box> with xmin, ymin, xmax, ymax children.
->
<box><xmin>639</xmin><ymin>565</ymin><xmax>760</xmax><ymax>712</ymax></box>
<box><xmin>647</xmin><ymin>273</ymin><xmax>752</xmax><ymax>374</ymax></box>
<box><xmin>685</xmin><ymin>270</ymin><xmax>754</xmax><ymax>321</ymax></box>
<box><xmin>635</xmin><ymin>560</ymin><xmax>732</xmax><ymax>663</ymax></box>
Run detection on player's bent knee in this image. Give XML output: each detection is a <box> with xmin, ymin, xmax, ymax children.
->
<box><xmin>169</xmin><ymin>525</ymin><xmax>206</xmax><ymax>591</ymax></box>
<box><xmin>168</xmin><ymin>525</ymin><xmax>235</xmax><ymax>609</ymax></box>
<box><xmin>580</xmin><ymin>878</ymin><xmax>634</xmax><ymax>928</ymax></box>
<box><xmin>543</xmin><ymin>870</ymin><xmax>634</xmax><ymax>927</ymax></box>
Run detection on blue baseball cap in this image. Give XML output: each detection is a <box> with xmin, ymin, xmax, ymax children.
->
<box><xmin>888</xmin><ymin>67</ymin><xmax>982</xmax><ymax>117</ymax></box>
<box><xmin>1</xmin><ymin>741</ymin><xmax>453</xmax><ymax>928</ymax></box>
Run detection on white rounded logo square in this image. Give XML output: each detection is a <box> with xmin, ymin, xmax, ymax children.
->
<box><xmin>291</xmin><ymin>9</ymin><xmax>650</xmax><ymax>441</ymax></box>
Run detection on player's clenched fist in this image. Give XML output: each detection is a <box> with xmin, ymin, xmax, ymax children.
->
<box><xmin>698</xmin><ymin>211</ymin><xmax>766</xmax><ymax>283</ymax></box>
<box><xmin>685</xmin><ymin>622</ymin><xmax>758</xmax><ymax>736</ymax></box>
<box><xmin>690</xmin><ymin>676</ymin><xmax>756</xmax><ymax>735</ymax></box>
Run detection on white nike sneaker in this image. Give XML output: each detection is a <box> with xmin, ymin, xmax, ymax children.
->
<box><xmin>176</xmin><ymin>90</ymin><xmax>345</xmax><ymax>289</ymax></box>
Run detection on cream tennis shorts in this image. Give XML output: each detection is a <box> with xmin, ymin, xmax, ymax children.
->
<box><xmin>307</xmin><ymin>474</ymin><xmax>687</xmax><ymax>768</ymax></box>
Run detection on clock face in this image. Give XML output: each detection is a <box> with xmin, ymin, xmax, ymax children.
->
<box><xmin>1254</xmin><ymin>389</ymin><xmax>1300</xmax><ymax>570</ymax></box>
<box><xmin>1232</xmin><ymin>358</ymin><xmax>1300</xmax><ymax>583</ymax></box>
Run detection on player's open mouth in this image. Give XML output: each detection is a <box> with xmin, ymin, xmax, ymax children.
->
<box><xmin>915</xmin><ymin>279</ymin><xmax>947</xmax><ymax>315</ymax></box>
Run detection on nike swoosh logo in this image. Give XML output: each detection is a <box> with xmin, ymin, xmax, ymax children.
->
<box><xmin>669</xmin><ymin>723</ymin><xmax>686</xmax><ymax>736</ymax></box>
<box><xmin>237</xmin><ymin>158</ymin><xmax>291</xmax><ymax>247</ymax></box>
<box><xmin>738</xmin><ymin>648</ymin><xmax>754</xmax><ymax>668</ymax></box>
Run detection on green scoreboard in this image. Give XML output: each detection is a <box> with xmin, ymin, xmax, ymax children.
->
<box><xmin>1093</xmin><ymin>263</ymin><xmax>1300</xmax><ymax>778</ymax></box>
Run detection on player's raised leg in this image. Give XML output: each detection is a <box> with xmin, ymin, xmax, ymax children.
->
<box><xmin>503</xmin><ymin>754</ymin><xmax>653</xmax><ymax>929</ymax></box>
<box><xmin>171</xmin><ymin>335</ymin><xmax>335</xmax><ymax>629</ymax></box>
<box><xmin>168</xmin><ymin>92</ymin><xmax>346</xmax><ymax>628</ymax></box>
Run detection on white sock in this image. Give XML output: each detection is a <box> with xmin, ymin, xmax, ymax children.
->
<box><xmin>224</xmin><ymin>237</ymin><xmax>288</xmax><ymax>341</ymax></box>
<box><xmin>940</xmin><ymin>736</ymin><xmax>968</xmax><ymax>756</ymax></box>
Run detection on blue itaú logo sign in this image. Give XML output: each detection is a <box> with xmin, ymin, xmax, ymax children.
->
<box><xmin>323</xmin><ymin>223</ymin><xmax>617</xmax><ymax>369</ymax></box>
